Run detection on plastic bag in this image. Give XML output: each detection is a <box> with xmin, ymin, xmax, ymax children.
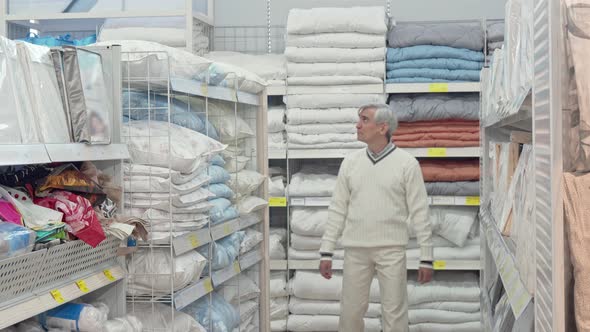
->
<box><xmin>0</xmin><ymin>222</ymin><xmax>36</xmax><ymax>259</ymax></box>
<box><xmin>40</xmin><ymin>303</ymin><xmax>107</xmax><ymax>332</ymax></box>
<box><xmin>182</xmin><ymin>292</ymin><xmax>240</xmax><ymax>332</ymax></box>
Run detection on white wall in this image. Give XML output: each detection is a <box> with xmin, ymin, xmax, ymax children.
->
<box><xmin>214</xmin><ymin>0</ymin><xmax>506</xmax><ymax>27</ymax></box>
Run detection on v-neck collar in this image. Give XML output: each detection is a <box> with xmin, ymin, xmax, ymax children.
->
<box><xmin>366</xmin><ymin>142</ymin><xmax>396</xmax><ymax>164</ymax></box>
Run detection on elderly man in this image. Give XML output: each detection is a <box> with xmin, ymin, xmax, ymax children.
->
<box><xmin>319</xmin><ymin>104</ymin><xmax>434</xmax><ymax>332</ymax></box>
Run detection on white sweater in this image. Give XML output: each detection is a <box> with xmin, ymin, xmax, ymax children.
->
<box><xmin>319</xmin><ymin>147</ymin><xmax>433</xmax><ymax>261</ymax></box>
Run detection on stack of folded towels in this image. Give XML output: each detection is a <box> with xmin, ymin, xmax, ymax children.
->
<box><xmin>486</xmin><ymin>21</ymin><xmax>505</xmax><ymax>56</ymax></box>
<box><xmin>386</xmin><ymin>21</ymin><xmax>485</xmax><ymax>83</ymax></box>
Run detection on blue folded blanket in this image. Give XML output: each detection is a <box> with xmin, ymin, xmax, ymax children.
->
<box><xmin>387</xmin><ymin>46</ymin><xmax>485</xmax><ymax>63</ymax></box>
<box><xmin>387</xmin><ymin>68</ymin><xmax>481</xmax><ymax>82</ymax></box>
<box><xmin>386</xmin><ymin>58</ymin><xmax>483</xmax><ymax>71</ymax></box>
<box><xmin>387</xmin><ymin>78</ymin><xmax>468</xmax><ymax>83</ymax></box>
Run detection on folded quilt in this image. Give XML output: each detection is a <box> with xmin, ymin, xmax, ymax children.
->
<box><xmin>420</xmin><ymin>159</ymin><xmax>480</xmax><ymax>182</ymax></box>
<box><xmin>387</xmin><ymin>68</ymin><xmax>481</xmax><ymax>82</ymax></box>
<box><xmin>268</xmin><ymin>107</ymin><xmax>285</xmax><ymax>133</ymax></box>
<box><xmin>287</xmin><ymin>61</ymin><xmax>384</xmax><ymax>78</ymax></box>
<box><xmin>388</xmin><ymin>22</ymin><xmax>484</xmax><ymax>51</ymax></box>
<box><xmin>288</xmin><ymin>245</ymin><xmax>480</xmax><ymax>261</ymax></box>
<box><xmin>389</xmin><ymin>93</ymin><xmax>480</xmax><ymax>121</ymax></box>
<box><xmin>387</xmin><ymin>77</ymin><xmax>474</xmax><ymax>83</ymax></box>
<box><xmin>287</xmin><ymin>141</ymin><xmax>366</xmax><ymax>149</ymax></box>
<box><xmin>290</xmin><ymin>271</ymin><xmax>480</xmax><ymax>303</ymax></box>
<box><xmin>488</xmin><ymin>41</ymin><xmax>504</xmax><ymax>50</ymax></box>
<box><xmin>287</xmin><ymin>108</ymin><xmax>359</xmax><ymax>125</ymax></box>
<box><xmin>387</xmin><ymin>46</ymin><xmax>485</xmax><ymax>62</ymax></box>
<box><xmin>290</xmin><ymin>207</ymin><xmax>329</xmax><ymax>237</ymax></box>
<box><xmin>268</xmin><ymin>132</ymin><xmax>286</xmax><ymax>149</ymax></box>
<box><xmin>287</xmin><ymin>132</ymin><xmax>358</xmax><ymax>145</ymax></box>
<box><xmin>287</xmin><ymin>75</ymin><xmax>383</xmax><ymax>86</ymax></box>
<box><xmin>409</xmin><ymin>321</ymin><xmax>481</xmax><ymax>332</ymax></box>
<box><xmin>288</xmin><ymin>170</ymin><xmax>339</xmax><ymax>197</ymax></box>
<box><xmin>395</xmin><ymin>138</ymin><xmax>479</xmax><ymax>148</ymax></box>
<box><xmin>287</xmin><ymin>7</ymin><xmax>387</xmax><ymax>35</ymax></box>
<box><xmin>287</xmin><ymin>315</ymin><xmax>381</xmax><ymax>332</ymax></box>
<box><xmin>396</xmin><ymin>120</ymin><xmax>480</xmax><ymax>134</ymax></box>
<box><xmin>285</xmin><ymin>46</ymin><xmax>386</xmax><ymax>63</ymax></box>
<box><xmin>487</xmin><ymin>22</ymin><xmax>505</xmax><ymax>42</ymax></box>
<box><xmin>287</xmin><ymin>33</ymin><xmax>386</xmax><ymax>48</ymax></box>
<box><xmin>285</xmin><ymin>93</ymin><xmax>385</xmax><ymax>109</ymax></box>
<box><xmin>386</xmin><ymin>58</ymin><xmax>483</xmax><ymax>71</ymax></box>
<box><xmin>289</xmin><ymin>298</ymin><xmax>480</xmax><ymax>317</ymax></box>
<box><xmin>394</xmin><ymin>121</ymin><xmax>480</xmax><ymax>147</ymax></box>
<box><xmin>425</xmin><ymin>181</ymin><xmax>480</xmax><ymax>196</ymax></box>
<box><xmin>286</xmin><ymin>123</ymin><xmax>356</xmax><ymax>135</ymax></box>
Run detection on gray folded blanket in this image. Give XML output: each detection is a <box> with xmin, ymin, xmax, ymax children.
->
<box><xmin>389</xmin><ymin>93</ymin><xmax>480</xmax><ymax>121</ymax></box>
<box><xmin>425</xmin><ymin>181</ymin><xmax>480</xmax><ymax>196</ymax></box>
<box><xmin>388</xmin><ymin>22</ymin><xmax>484</xmax><ymax>51</ymax></box>
<box><xmin>486</xmin><ymin>22</ymin><xmax>505</xmax><ymax>42</ymax></box>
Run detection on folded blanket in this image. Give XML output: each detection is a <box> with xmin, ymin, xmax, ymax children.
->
<box><xmin>389</xmin><ymin>94</ymin><xmax>480</xmax><ymax>121</ymax></box>
<box><xmin>287</xmin><ymin>315</ymin><xmax>381</xmax><ymax>332</ymax></box>
<box><xmin>287</xmin><ymin>33</ymin><xmax>386</xmax><ymax>48</ymax></box>
<box><xmin>268</xmin><ymin>107</ymin><xmax>285</xmax><ymax>133</ymax></box>
<box><xmin>289</xmin><ymin>298</ymin><xmax>480</xmax><ymax>321</ymax></box>
<box><xmin>285</xmin><ymin>47</ymin><xmax>386</xmax><ymax>63</ymax></box>
<box><xmin>287</xmin><ymin>7</ymin><xmax>387</xmax><ymax>35</ymax></box>
<box><xmin>420</xmin><ymin>160</ymin><xmax>480</xmax><ymax>182</ymax></box>
<box><xmin>290</xmin><ymin>271</ymin><xmax>480</xmax><ymax>303</ymax></box>
<box><xmin>387</xmin><ymin>46</ymin><xmax>485</xmax><ymax>62</ymax></box>
<box><xmin>488</xmin><ymin>41</ymin><xmax>504</xmax><ymax>50</ymax></box>
<box><xmin>487</xmin><ymin>22</ymin><xmax>505</xmax><ymax>42</ymax></box>
<box><xmin>394</xmin><ymin>121</ymin><xmax>480</xmax><ymax>147</ymax></box>
<box><xmin>287</xmin><ymin>108</ymin><xmax>360</xmax><ymax>125</ymax></box>
<box><xmin>425</xmin><ymin>181</ymin><xmax>480</xmax><ymax>196</ymax></box>
<box><xmin>288</xmin><ymin>172</ymin><xmax>338</xmax><ymax>197</ymax></box>
<box><xmin>287</xmin><ymin>141</ymin><xmax>366</xmax><ymax>149</ymax></box>
<box><xmin>386</xmin><ymin>58</ymin><xmax>483</xmax><ymax>71</ymax></box>
<box><xmin>287</xmin><ymin>61</ymin><xmax>384</xmax><ymax>78</ymax></box>
<box><xmin>268</xmin><ymin>132</ymin><xmax>286</xmax><ymax>149</ymax></box>
<box><xmin>285</xmin><ymin>94</ymin><xmax>386</xmax><ymax>109</ymax></box>
<box><xmin>387</xmin><ymin>68</ymin><xmax>481</xmax><ymax>82</ymax></box>
<box><xmin>388</xmin><ymin>22</ymin><xmax>484</xmax><ymax>51</ymax></box>
<box><xmin>288</xmin><ymin>132</ymin><xmax>358</xmax><ymax>145</ymax></box>
<box><xmin>287</xmin><ymin>75</ymin><xmax>383</xmax><ymax>86</ymax></box>
<box><xmin>387</xmin><ymin>78</ymin><xmax>471</xmax><ymax>83</ymax></box>
<box><xmin>286</xmin><ymin>123</ymin><xmax>356</xmax><ymax>135</ymax></box>
<box><xmin>288</xmin><ymin>245</ymin><xmax>480</xmax><ymax>260</ymax></box>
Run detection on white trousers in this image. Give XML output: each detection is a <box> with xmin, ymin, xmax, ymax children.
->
<box><xmin>339</xmin><ymin>246</ymin><xmax>408</xmax><ymax>332</ymax></box>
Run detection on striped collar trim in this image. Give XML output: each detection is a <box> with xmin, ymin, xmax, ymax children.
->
<box><xmin>366</xmin><ymin>143</ymin><xmax>396</xmax><ymax>164</ymax></box>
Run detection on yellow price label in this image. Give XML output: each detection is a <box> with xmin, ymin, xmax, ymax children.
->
<box><xmin>204</xmin><ymin>278</ymin><xmax>214</xmax><ymax>293</ymax></box>
<box><xmin>50</xmin><ymin>289</ymin><xmax>65</xmax><ymax>303</ymax></box>
<box><xmin>465</xmin><ymin>196</ymin><xmax>480</xmax><ymax>206</ymax></box>
<box><xmin>223</xmin><ymin>224</ymin><xmax>232</xmax><ymax>235</ymax></box>
<box><xmin>200</xmin><ymin>83</ymin><xmax>208</xmax><ymax>96</ymax></box>
<box><xmin>427</xmin><ymin>148</ymin><xmax>447</xmax><ymax>157</ymax></box>
<box><xmin>76</xmin><ymin>280</ymin><xmax>89</xmax><ymax>293</ymax></box>
<box><xmin>189</xmin><ymin>234</ymin><xmax>200</xmax><ymax>248</ymax></box>
<box><xmin>103</xmin><ymin>269</ymin><xmax>116</xmax><ymax>281</ymax></box>
<box><xmin>433</xmin><ymin>261</ymin><xmax>447</xmax><ymax>270</ymax></box>
<box><xmin>269</xmin><ymin>197</ymin><xmax>287</xmax><ymax>207</ymax></box>
<box><xmin>233</xmin><ymin>261</ymin><xmax>241</xmax><ymax>273</ymax></box>
<box><xmin>428</xmin><ymin>83</ymin><xmax>449</xmax><ymax>93</ymax></box>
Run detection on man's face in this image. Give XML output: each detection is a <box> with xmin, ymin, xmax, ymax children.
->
<box><xmin>356</xmin><ymin>108</ymin><xmax>386</xmax><ymax>143</ymax></box>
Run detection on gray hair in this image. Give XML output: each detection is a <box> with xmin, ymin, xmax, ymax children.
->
<box><xmin>358</xmin><ymin>103</ymin><xmax>398</xmax><ymax>140</ymax></box>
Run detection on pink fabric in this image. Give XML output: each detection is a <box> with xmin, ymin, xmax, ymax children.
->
<box><xmin>0</xmin><ymin>199</ymin><xmax>23</xmax><ymax>226</ymax></box>
<box><xmin>420</xmin><ymin>159</ymin><xmax>480</xmax><ymax>182</ymax></box>
<box><xmin>37</xmin><ymin>191</ymin><xmax>105</xmax><ymax>247</ymax></box>
<box><xmin>394</xmin><ymin>121</ymin><xmax>480</xmax><ymax>147</ymax></box>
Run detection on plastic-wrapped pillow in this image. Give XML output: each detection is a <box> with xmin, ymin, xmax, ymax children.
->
<box><xmin>122</xmin><ymin>90</ymin><xmax>219</xmax><ymax>141</ymax></box>
<box><xmin>127</xmin><ymin>248</ymin><xmax>207</xmax><ymax>296</ymax></box>
<box><xmin>207</xmin><ymin>100</ymin><xmax>256</xmax><ymax>143</ymax></box>
<box><xmin>128</xmin><ymin>303</ymin><xmax>206</xmax><ymax>332</ymax></box>
<box><xmin>212</xmin><ymin>206</ymin><xmax>239</xmax><ymax>225</ymax></box>
<box><xmin>182</xmin><ymin>292</ymin><xmax>240</xmax><ymax>332</ymax></box>
<box><xmin>270</xmin><ymin>272</ymin><xmax>288</xmax><ymax>298</ymax></box>
<box><xmin>211</xmin><ymin>155</ymin><xmax>226</xmax><ymax>166</ymax></box>
<box><xmin>208</xmin><ymin>183</ymin><xmax>235</xmax><ymax>199</ymax></box>
<box><xmin>228</xmin><ymin>170</ymin><xmax>265</xmax><ymax>196</ymax></box>
<box><xmin>41</xmin><ymin>303</ymin><xmax>107</xmax><ymax>332</ymax></box>
<box><xmin>209</xmin><ymin>198</ymin><xmax>237</xmax><ymax>224</ymax></box>
<box><xmin>198</xmin><ymin>232</ymin><xmax>245</xmax><ymax>270</ymax></box>
<box><xmin>240</xmin><ymin>229</ymin><xmax>263</xmax><ymax>254</ymax></box>
<box><xmin>237</xmin><ymin>300</ymin><xmax>259</xmax><ymax>323</ymax></box>
<box><xmin>209</xmin><ymin>165</ymin><xmax>231</xmax><ymax>184</ymax></box>
<box><xmin>122</xmin><ymin>120</ymin><xmax>226</xmax><ymax>173</ymax></box>
<box><xmin>223</xmin><ymin>155</ymin><xmax>250</xmax><ymax>173</ymax></box>
<box><xmin>237</xmin><ymin>196</ymin><xmax>268</xmax><ymax>215</ymax></box>
<box><xmin>220</xmin><ymin>274</ymin><xmax>260</xmax><ymax>305</ymax></box>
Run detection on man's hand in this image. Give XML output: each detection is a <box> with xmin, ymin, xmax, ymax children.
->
<box><xmin>319</xmin><ymin>260</ymin><xmax>332</xmax><ymax>280</ymax></box>
<box><xmin>418</xmin><ymin>267</ymin><xmax>433</xmax><ymax>284</ymax></box>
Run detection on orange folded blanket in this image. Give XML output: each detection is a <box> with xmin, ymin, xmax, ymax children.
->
<box><xmin>420</xmin><ymin>159</ymin><xmax>480</xmax><ymax>182</ymax></box>
<box><xmin>394</xmin><ymin>121</ymin><xmax>480</xmax><ymax>147</ymax></box>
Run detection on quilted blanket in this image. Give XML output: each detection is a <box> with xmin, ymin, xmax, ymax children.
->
<box><xmin>286</xmin><ymin>108</ymin><xmax>359</xmax><ymax>125</ymax></box>
<box><xmin>388</xmin><ymin>22</ymin><xmax>484</xmax><ymax>50</ymax></box>
<box><xmin>425</xmin><ymin>181</ymin><xmax>480</xmax><ymax>196</ymax></box>
<box><xmin>287</xmin><ymin>61</ymin><xmax>384</xmax><ymax>78</ymax></box>
<box><xmin>285</xmin><ymin>94</ymin><xmax>386</xmax><ymax>109</ymax></box>
<box><xmin>389</xmin><ymin>94</ymin><xmax>480</xmax><ymax>121</ymax></box>
<box><xmin>287</xmin><ymin>75</ymin><xmax>382</xmax><ymax>86</ymax></box>
<box><xmin>393</xmin><ymin>121</ymin><xmax>480</xmax><ymax>147</ymax></box>
<box><xmin>487</xmin><ymin>22</ymin><xmax>505</xmax><ymax>42</ymax></box>
<box><xmin>386</xmin><ymin>58</ymin><xmax>483</xmax><ymax>71</ymax></box>
<box><xmin>420</xmin><ymin>160</ymin><xmax>480</xmax><ymax>182</ymax></box>
<box><xmin>287</xmin><ymin>7</ymin><xmax>387</xmax><ymax>35</ymax></box>
<box><xmin>386</xmin><ymin>68</ymin><xmax>481</xmax><ymax>82</ymax></box>
<box><xmin>387</xmin><ymin>46</ymin><xmax>485</xmax><ymax>62</ymax></box>
<box><xmin>285</xmin><ymin>46</ymin><xmax>386</xmax><ymax>63</ymax></box>
<box><xmin>287</xmin><ymin>33</ymin><xmax>385</xmax><ymax>48</ymax></box>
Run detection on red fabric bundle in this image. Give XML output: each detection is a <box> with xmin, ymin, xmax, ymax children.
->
<box><xmin>393</xmin><ymin>120</ymin><xmax>480</xmax><ymax>147</ymax></box>
<box><xmin>420</xmin><ymin>159</ymin><xmax>480</xmax><ymax>182</ymax></box>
